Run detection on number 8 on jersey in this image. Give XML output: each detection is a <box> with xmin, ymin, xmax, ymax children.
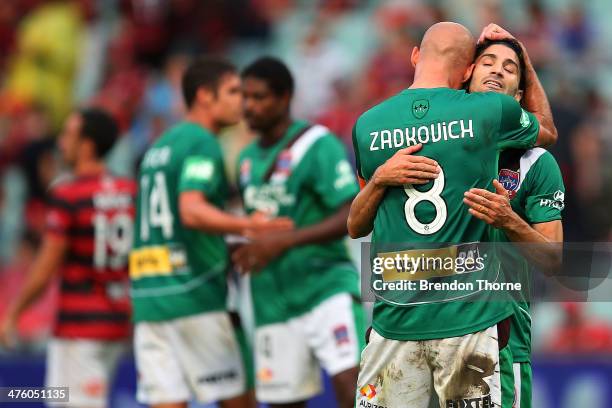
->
<box><xmin>404</xmin><ymin>165</ymin><xmax>447</xmax><ymax>235</ymax></box>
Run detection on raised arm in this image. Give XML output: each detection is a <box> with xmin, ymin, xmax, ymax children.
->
<box><xmin>480</xmin><ymin>23</ymin><xmax>558</xmax><ymax>146</ymax></box>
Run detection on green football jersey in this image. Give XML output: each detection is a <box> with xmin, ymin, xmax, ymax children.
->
<box><xmin>496</xmin><ymin>148</ymin><xmax>565</xmax><ymax>362</ymax></box>
<box><xmin>130</xmin><ymin>122</ymin><xmax>229</xmax><ymax>322</ymax></box>
<box><xmin>352</xmin><ymin>88</ymin><xmax>540</xmax><ymax>340</ymax></box>
<box><xmin>237</xmin><ymin>121</ymin><xmax>360</xmax><ymax>327</ymax></box>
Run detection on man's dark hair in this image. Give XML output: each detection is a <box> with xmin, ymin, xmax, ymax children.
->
<box><xmin>474</xmin><ymin>38</ymin><xmax>526</xmax><ymax>92</ymax></box>
<box><xmin>242</xmin><ymin>57</ymin><xmax>294</xmax><ymax>96</ymax></box>
<box><xmin>181</xmin><ymin>56</ymin><xmax>237</xmax><ymax>109</ymax></box>
<box><xmin>79</xmin><ymin>108</ymin><xmax>119</xmax><ymax>158</ymax></box>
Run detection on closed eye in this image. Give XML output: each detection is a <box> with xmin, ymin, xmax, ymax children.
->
<box><xmin>503</xmin><ymin>60</ymin><xmax>519</xmax><ymax>75</ymax></box>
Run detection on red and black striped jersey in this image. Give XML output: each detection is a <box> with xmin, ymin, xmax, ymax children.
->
<box><xmin>46</xmin><ymin>172</ymin><xmax>136</xmax><ymax>340</ymax></box>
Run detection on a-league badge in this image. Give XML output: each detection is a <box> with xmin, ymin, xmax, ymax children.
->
<box><xmin>240</xmin><ymin>158</ymin><xmax>251</xmax><ymax>185</ymax></box>
<box><xmin>498</xmin><ymin>169</ymin><xmax>520</xmax><ymax>199</ymax></box>
<box><xmin>270</xmin><ymin>150</ymin><xmax>292</xmax><ymax>183</ymax></box>
<box><xmin>276</xmin><ymin>150</ymin><xmax>292</xmax><ymax>174</ymax></box>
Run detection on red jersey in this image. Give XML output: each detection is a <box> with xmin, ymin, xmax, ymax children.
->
<box><xmin>45</xmin><ymin>172</ymin><xmax>136</xmax><ymax>340</ymax></box>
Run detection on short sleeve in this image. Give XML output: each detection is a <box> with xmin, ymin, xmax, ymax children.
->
<box><xmin>306</xmin><ymin>135</ymin><xmax>359</xmax><ymax>209</ymax></box>
<box><xmin>45</xmin><ymin>188</ymin><xmax>73</xmax><ymax>238</ymax></box>
<box><xmin>178</xmin><ymin>139</ymin><xmax>223</xmax><ymax>196</ymax></box>
<box><xmin>352</xmin><ymin>124</ymin><xmax>364</xmax><ymax>179</ymax></box>
<box><xmin>497</xmin><ymin>94</ymin><xmax>539</xmax><ymax>150</ymax></box>
<box><xmin>523</xmin><ymin>152</ymin><xmax>565</xmax><ymax>224</ymax></box>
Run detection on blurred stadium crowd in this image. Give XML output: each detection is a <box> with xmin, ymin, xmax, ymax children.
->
<box><xmin>0</xmin><ymin>0</ymin><xmax>611</xmax><ymax>355</ymax></box>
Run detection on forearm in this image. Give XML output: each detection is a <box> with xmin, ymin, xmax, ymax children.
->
<box><xmin>347</xmin><ymin>179</ymin><xmax>387</xmax><ymax>238</ymax></box>
<box><xmin>346</xmin><ymin>144</ymin><xmax>440</xmax><ymax>238</ymax></box>
<box><xmin>6</xmin><ymin>259</ymin><xmax>55</xmax><ymax>321</ymax></box>
<box><xmin>503</xmin><ymin>217</ymin><xmax>561</xmax><ymax>271</ymax></box>
<box><xmin>288</xmin><ymin>203</ymin><xmax>351</xmax><ymax>248</ymax></box>
<box><xmin>521</xmin><ymin>49</ymin><xmax>558</xmax><ymax>145</ymax></box>
<box><xmin>181</xmin><ymin>200</ymin><xmax>250</xmax><ymax>235</ymax></box>
<box><xmin>504</xmin><ymin>215</ymin><xmax>546</xmax><ymax>242</ymax></box>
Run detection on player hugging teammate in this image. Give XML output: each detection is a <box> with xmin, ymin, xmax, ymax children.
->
<box><xmin>350</xmin><ymin>22</ymin><xmax>561</xmax><ymax>408</ymax></box>
<box><xmin>464</xmin><ymin>24</ymin><xmax>564</xmax><ymax>408</ymax></box>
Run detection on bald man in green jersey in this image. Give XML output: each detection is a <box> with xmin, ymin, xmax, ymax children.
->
<box><xmin>350</xmin><ymin>22</ymin><xmax>557</xmax><ymax>407</ymax></box>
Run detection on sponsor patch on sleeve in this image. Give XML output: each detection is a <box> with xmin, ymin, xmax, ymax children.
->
<box><xmin>539</xmin><ymin>190</ymin><xmax>565</xmax><ymax>210</ymax></box>
<box><xmin>520</xmin><ymin>109</ymin><xmax>531</xmax><ymax>128</ymax></box>
<box><xmin>183</xmin><ymin>157</ymin><xmax>214</xmax><ymax>181</ymax></box>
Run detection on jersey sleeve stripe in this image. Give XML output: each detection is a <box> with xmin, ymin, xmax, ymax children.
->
<box><xmin>289</xmin><ymin>125</ymin><xmax>328</xmax><ymax>167</ymax></box>
<box><xmin>518</xmin><ymin>147</ymin><xmax>548</xmax><ymax>189</ymax></box>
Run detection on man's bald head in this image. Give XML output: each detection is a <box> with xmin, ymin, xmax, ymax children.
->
<box><xmin>420</xmin><ymin>22</ymin><xmax>475</xmax><ymax>67</ymax></box>
<box><xmin>411</xmin><ymin>22</ymin><xmax>476</xmax><ymax>89</ymax></box>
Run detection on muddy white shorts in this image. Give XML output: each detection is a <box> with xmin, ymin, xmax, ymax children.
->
<box><xmin>134</xmin><ymin>311</ymin><xmax>246</xmax><ymax>405</ymax></box>
<box><xmin>45</xmin><ymin>338</ymin><xmax>127</xmax><ymax>408</ymax></box>
<box><xmin>357</xmin><ymin>323</ymin><xmax>505</xmax><ymax>408</ymax></box>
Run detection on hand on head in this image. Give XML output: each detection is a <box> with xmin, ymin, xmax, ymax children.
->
<box><xmin>478</xmin><ymin>23</ymin><xmax>516</xmax><ymax>44</ymax></box>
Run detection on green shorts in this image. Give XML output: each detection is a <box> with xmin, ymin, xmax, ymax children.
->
<box><xmin>512</xmin><ymin>361</ymin><xmax>532</xmax><ymax>408</ymax></box>
<box><xmin>500</xmin><ymin>347</ymin><xmax>532</xmax><ymax>408</ymax></box>
<box><xmin>500</xmin><ymin>346</ymin><xmax>514</xmax><ymax>408</ymax></box>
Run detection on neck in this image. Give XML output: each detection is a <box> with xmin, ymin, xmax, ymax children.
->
<box><xmin>186</xmin><ymin>107</ymin><xmax>218</xmax><ymax>133</ymax></box>
<box><xmin>259</xmin><ymin>116</ymin><xmax>292</xmax><ymax>148</ymax></box>
<box><xmin>74</xmin><ymin>159</ymin><xmax>105</xmax><ymax>177</ymax></box>
<box><xmin>410</xmin><ymin>64</ymin><xmax>457</xmax><ymax>89</ymax></box>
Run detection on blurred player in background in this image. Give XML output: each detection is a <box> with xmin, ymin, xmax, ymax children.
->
<box><xmin>464</xmin><ymin>24</ymin><xmax>565</xmax><ymax>408</ymax></box>
<box><xmin>349</xmin><ymin>22</ymin><xmax>557</xmax><ymax>407</ymax></box>
<box><xmin>233</xmin><ymin>57</ymin><xmax>364</xmax><ymax>408</ymax></box>
<box><xmin>0</xmin><ymin>108</ymin><xmax>134</xmax><ymax>408</ymax></box>
<box><xmin>130</xmin><ymin>56</ymin><xmax>291</xmax><ymax>408</ymax></box>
